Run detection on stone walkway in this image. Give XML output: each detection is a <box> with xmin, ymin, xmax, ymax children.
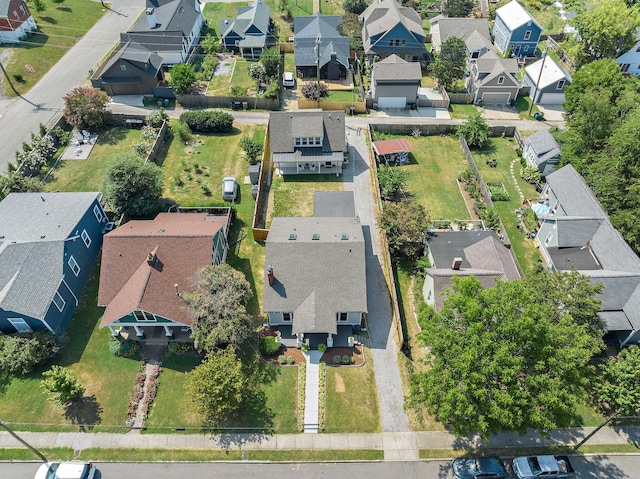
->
<box><xmin>510</xmin><ymin>158</ymin><xmax>524</xmax><ymax>200</ymax></box>
<box><xmin>302</xmin><ymin>351</ymin><xmax>323</xmax><ymax>433</ymax></box>
<box><xmin>132</xmin><ymin>360</ymin><xmax>161</xmax><ymax>429</ymax></box>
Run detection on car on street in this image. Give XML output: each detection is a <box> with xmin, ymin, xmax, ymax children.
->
<box><xmin>283</xmin><ymin>71</ymin><xmax>295</xmax><ymax>88</ymax></box>
<box><xmin>34</xmin><ymin>461</ymin><xmax>96</xmax><ymax>479</ymax></box>
<box><xmin>452</xmin><ymin>457</ymin><xmax>506</xmax><ymax>479</ymax></box>
<box><xmin>222</xmin><ymin>176</ymin><xmax>238</xmax><ymax>201</ymax></box>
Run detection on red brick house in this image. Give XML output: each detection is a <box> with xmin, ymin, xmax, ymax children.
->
<box><xmin>0</xmin><ymin>0</ymin><xmax>37</xmax><ymax>44</ymax></box>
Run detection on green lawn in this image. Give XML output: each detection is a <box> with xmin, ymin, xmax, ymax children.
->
<box><xmin>326</xmin><ymin>90</ymin><xmax>358</xmax><ymax>102</ymax></box>
<box><xmin>395</xmin><ymin>135</ymin><xmax>470</xmax><ymax>220</ymax></box>
<box><xmin>230</xmin><ymin>59</ymin><xmax>257</xmax><ymax>92</ymax></box>
<box><xmin>0</xmin><ymin>270</ymin><xmax>140</xmax><ymax>432</ymax></box>
<box><xmin>268</xmin><ymin>174</ymin><xmax>344</xmax><ymax>222</ymax></box>
<box><xmin>202</xmin><ymin>2</ymin><xmax>249</xmax><ymax>37</ymax></box>
<box><xmin>206</xmin><ymin>58</ymin><xmax>235</xmax><ymax>95</ymax></box>
<box><xmin>44</xmin><ymin>128</ymin><xmax>142</xmax><ymax>192</ymax></box>
<box><xmin>1</xmin><ymin>0</ymin><xmax>105</xmax><ymax>96</ymax></box>
<box><xmin>324</xmin><ymin>353</ymin><xmax>381</xmax><ymax>433</ymax></box>
<box><xmin>471</xmin><ymin>138</ymin><xmax>542</xmax><ymax>275</ymax></box>
<box><xmin>448</xmin><ymin>103</ymin><xmax>478</xmax><ymax>119</ymax></box>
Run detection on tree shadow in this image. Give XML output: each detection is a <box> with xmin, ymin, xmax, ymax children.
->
<box><xmin>97</xmin><ymin>126</ymin><xmax>130</xmax><ymax>145</ymax></box>
<box><xmin>0</xmin><ymin>370</ymin><xmax>11</xmax><ymax>397</ymax></box>
<box><xmin>64</xmin><ymin>394</ymin><xmax>103</xmax><ymax>431</ymax></box>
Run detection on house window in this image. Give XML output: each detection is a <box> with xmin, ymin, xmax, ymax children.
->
<box><xmin>20</xmin><ymin>5</ymin><xmax>27</xmax><ymax>15</ymax></box>
<box><xmin>556</xmin><ymin>80</ymin><xmax>565</xmax><ymax>90</ymax></box>
<box><xmin>524</xmin><ymin>30</ymin><xmax>532</xmax><ymax>40</ymax></box>
<box><xmin>471</xmin><ymin>51</ymin><xmax>479</xmax><ymax>59</ymax></box>
<box><xmin>8</xmin><ymin>318</ymin><xmax>31</xmax><ymax>333</ymax></box>
<box><xmin>53</xmin><ymin>292</ymin><xmax>66</xmax><ymax>312</ymax></box>
<box><xmin>524</xmin><ymin>45</ymin><xmax>529</xmax><ymax>52</ymax></box>
<box><xmin>93</xmin><ymin>204</ymin><xmax>103</xmax><ymax>223</ymax></box>
<box><xmin>68</xmin><ymin>256</ymin><xmax>80</xmax><ymax>276</ymax></box>
<box><xmin>497</xmin><ymin>76</ymin><xmax>505</xmax><ymax>85</ymax></box>
<box><xmin>388</xmin><ymin>39</ymin><xmax>393</xmax><ymax>46</ymax></box>
<box><xmin>337</xmin><ymin>313</ymin><xmax>348</xmax><ymax>322</ymax></box>
<box><xmin>325</xmin><ymin>161</ymin><xmax>333</xmax><ymax>168</ymax></box>
<box><xmin>294</xmin><ymin>138</ymin><xmax>301</xmax><ymax>146</ymax></box>
<box><xmin>120</xmin><ymin>64</ymin><xmax>127</xmax><ymax>71</ymax></box>
<box><xmin>81</xmin><ymin>229</ymin><xmax>91</xmax><ymax>248</ymax></box>
<box><xmin>395</xmin><ymin>39</ymin><xmax>400</xmax><ymax>46</ymax></box>
<box><xmin>621</xmin><ymin>63</ymin><xmax>631</xmax><ymax>73</ymax></box>
<box><xmin>282</xmin><ymin>313</ymin><xmax>292</xmax><ymax>322</ymax></box>
<box><xmin>401</xmin><ymin>39</ymin><xmax>406</xmax><ymax>46</ymax></box>
<box><xmin>545</xmin><ymin>232</ymin><xmax>553</xmax><ymax>246</ymax></box>
<box><xmin>13</xmin><ymin>10</ymin><xmax>18</xmax><ymax>20</ymax></box>
<box><xmin>134</xmin><ymin>310</ymin><xmax>156</xmax><ymax>321</ymax></box>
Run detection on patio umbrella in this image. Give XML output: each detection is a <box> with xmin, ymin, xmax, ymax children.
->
<box><xmin>531</xmin><ymin>202</ymin><xmax>550</xmax><ymax>217</ymax></box>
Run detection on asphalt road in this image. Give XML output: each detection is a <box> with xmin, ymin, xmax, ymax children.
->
<box><xmin>2</xmin><ymin>455</ymin><xmax>640</xmax><ymax>479</ymax></box>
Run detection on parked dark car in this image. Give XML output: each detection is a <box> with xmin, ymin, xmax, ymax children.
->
<box><xmin>452</xmin><ymin>457</ymin><xmax>506</xmax><ymax>479</ymax></box>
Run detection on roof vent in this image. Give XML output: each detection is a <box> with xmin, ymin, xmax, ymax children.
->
<box><xmin>451</xmin><ymin>257</ymin><xmax>462</xmax><ymax>270</ymax></box>
<box><xmin>312</xmin><ymin>233</ymin><xmax>320</xmax><ymax>240</ymax></box>
<box><xmin>341</xmin><ymin>233</ymin><xmax>348</xmax><ymax>240</ymax></box>
<box><xmin>289</xmin><ymin>233</ymin><xmax>297</xmax><ymax>240</ymax></box>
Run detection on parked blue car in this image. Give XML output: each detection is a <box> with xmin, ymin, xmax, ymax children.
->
<box><xmin>452</xmin><ymin>457</ymin><xmax>506</xmax><ymax>479</ymax></box>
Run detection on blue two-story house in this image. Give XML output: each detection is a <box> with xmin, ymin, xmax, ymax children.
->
<box><xmin>0</xmin><ymin>192</ymin><xmax>107</xmax><ymax>335</ymax></box>
<box><xmin>493</xmin><ymin>0</ymin><xmax>542</xmax><ymax>57</ymax></box>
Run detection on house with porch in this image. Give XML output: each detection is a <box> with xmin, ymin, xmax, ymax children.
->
<box><xmin>617</xmin><ymin>32</ymin><xmax>640</xmax><ymax>77</ymax></box>
<box><xmin>120</xmin><ymin>0</ymin><xmax>204</xmax><ymax>66</ymax></box>
<box><xmin>0</xmin><ymin>0</ymin><xmax>37</xmax><ymax>44</ymax></box>
<box><xmin>534</xmin><ymin>164</ymin><xmax>640</xmax><ymax>346</ymax></box>
<box><xmin>492</xmin><ymin>0</ymin><xmax>542</xmax><ymax>57</ymax></box>
<box><xmin>264</xmin><ymin>208</ymin><xmax>367</xmax><ymax>349</ymax></box>
<box><xmin>98</xmin><ymin>211</ymin><xmax>231</xmax><ymax>342</ymax></box>
<box><xmin>220</xmin><ymin>0</ymin><xmax>274</xmax><ymax>58</ymax></box>
<box><xmin>429</xmin><ymin>16</ymin><xmax>490</xmax><ymax>54</ymax></box>
<box><xmin>370</xmin><ymin>54</ymin><xmax>422</xmax><ymax>109</ymax></box>
<box><xmin>523</xmin><ymin>56</ymin><xmax>571</xmax><ymax>105</ymax></box>
<box><xmin>269</xmin><ymin>110</ymin><xmax>346</xmax><ymax>176</ymax></box>
<box><xmin>293</xmin><ymin>13</ymin><xmax>349</xmax><ymax>81</ymax></box>
<box><xmin>422</xmin><ymin>231</ymin><xmax>521</xmax><ymax>310</ymax></box>
<box><xmin>523</xmin><ymin>129</ymin><xmax>561</xmax><ymax>177</ymax></box>
<box><xmin>360</xmin><ymin>0</ymin><xmax>427</xmax><ymax>63</ymax></box>
<box><xmin>0</xmin><ymin>192</ymin><xmax>107</xmax><ymax>335</ymax></box>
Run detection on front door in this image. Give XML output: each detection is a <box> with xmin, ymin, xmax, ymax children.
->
<box><xmin>513</xmin><ymin>45</ymin><xmax>521</xmax><ymax>56</ymax></box>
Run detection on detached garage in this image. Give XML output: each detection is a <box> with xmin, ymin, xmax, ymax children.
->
<box><xmin>377</xmin><ymin>97</ymin><xmax>407</xmax><ymax>108</ymax></box>
<box><xmin>481</xmin><ymin>92</ymin><xmax>511</xmax><ymax>105</ymax></box>
<box><xmin>371</xmin><ymin>55</ymin><xmax>421</xmax><ymax>109</ymax></box>
<box><xmin>523</xmin><ymin>57</ymin><xmax>571</xmax><ymax>105</ymax></box>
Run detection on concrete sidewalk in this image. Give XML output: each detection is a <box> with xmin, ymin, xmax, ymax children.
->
<box><xmin>1</xmin><ymin>427</ymin><xmax>638</xmax><ymax>461</ymax></box>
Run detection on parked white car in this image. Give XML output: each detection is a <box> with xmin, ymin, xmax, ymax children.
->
<box><xmin>282</xmin><ymin>71</ymin><xmax>295</xmax><ymax>88</ymax></box>
<box><xmin>35</xmin><ymin>462</ymin><xmax>96</xmax><ymax>479</ymax></box>
<box><xmin>222</xmin><ymin>176</ymin><xmax>238</xmax><ymax>202</ymax></box>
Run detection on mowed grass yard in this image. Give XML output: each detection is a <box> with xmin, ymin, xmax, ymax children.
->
<box><xmin>1</xmin><ymin>0</ymin><xmax>104</xmax><ymax>96</ymax></box>
<box><xmin>267</xmin><ymin>174</ymin><xmax>344</xmax><ymax>223</ymax></box>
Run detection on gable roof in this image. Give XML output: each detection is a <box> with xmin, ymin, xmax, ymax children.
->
<box><xmin>101</xmin><ymin>40</ymin><xmax>163</xmax><ymax>79</ymax></box>
<box><xmin>429</xmin><ymin>16</ymin><xmax>491</xmax><ymax>51</ymax></box>
<box><xmin>269</xmin><ymin>110</ymin><xmax>345</xmax><ymax>154</ymax></box>
<box><xmin>360</xmin><ymin>0</ymin><xmax>424</xmax><ymax>40</ymax></box>
<box><xmin>98</xmin><ymin>213</ymin><xmax>229</xmax><ymax>327</ymax></box>
<box><xmin>293</xmin><ymin>13</ymin><xmax>349</xmax><ymax>69</ymax></box>
<box><xmin>524</xmin><ymin>130</ymin><xmax>561</xmax><ymax>164</ymax></box>
<box><xmin>476</xmin><ymin>57</ymin><xmax>519</xmax><ymax>86</ymax></box>
<box><xmin>496</xmin><ymin>0</ymin><xmax>541</xmax><ymax>31</ymax></box>
<box><xmin>525</xmin><ymin>57</ymin><xmax>571</xmax><ymax>89</ymax></box>
<box><xmin>220</xmin><ymin>0</ymin><xmax>270</xmax><ymax>46</ymax></box>
<box><xmin>263</xmin><ymin>216</ymin><xmax>367</xmax><ymax>334</ymax></box>
<box><xmin>372</xmin><ymin>54</ymin><xmax>422</xmax><ymax>82</ymax></box>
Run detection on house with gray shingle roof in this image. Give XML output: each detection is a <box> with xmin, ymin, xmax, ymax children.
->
<box><xmin>0</xmin><ymin>0</ymin><xmax>36</xmax><ymax>44</ymax></box>
<box><xmin>264</xmin><ymin>211</ymin><xmax>367</xmax><ymax>349</ymax></box>
<box><xmin>429</xmin><ymin>16</ymin><xmax>491</xmax><ymax>54</ymax></box>
<box><xmin>523</xmin><ymin>57</ymin><xmax>572</xmax><ymax>105</ymax></box>
<box><xmin>493</xmin><ymin>0</ymin><xmax>542</xmax><ymax>57</ymax></box>
<box><xmin>422</xmin><ymin>231</ymin><xmax>521</xmax><ymax>311</ymax></box>
<box><xmin>269</xmin><ymin>110</ymin><xmax>346</xmax><ymax>176</ymax></box>
<box><xmin>220</xmin><ymin>0</ymin><xmax>274</xmax><ymax>59</ymax></box>
<box><xmin>535</xmin><ymin>164</ymin><xmax>640</xmax><ymax>346</ymax></box>
<box><xmin>0</xmin><ymin>193</ymin><xmax>107</xmax><ymax>335</ymax></box>
<box><xmin>120</xmin><ymin>0</ymin><xmax>204</xmax><ymax>66</ymax></box>
<box><xmin>293</xmin><ymin>13</ymin><xmax>349</xmax><ymax>80</ymax></box>
<box><xmin>360</xmin><ymin>0</ymin><xmax>427</xmax><ymax>63</ymax></box>
<box><xmin>523</xmin><ymin>130</ymin><xmax>561</xmax><ymax>176</ymax></box>
<box><xmin>370</xmin><ymin>54</ymin><xmax>422</xmax><ymax>108</ymax></box>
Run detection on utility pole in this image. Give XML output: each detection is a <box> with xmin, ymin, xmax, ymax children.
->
<box><xmin>0</xmin><ymin>421</ymin><xmax>48</xmax><ymax>462</ymax></box>
<box><xmin>529</xmin><ymin>43</ymin><xmax>548</xmax><ymax>116</ymax></box>
<box><xmin>0</xmin><ymin>60</ymin><xmax>20</xmax><ymax>97</ymax></box>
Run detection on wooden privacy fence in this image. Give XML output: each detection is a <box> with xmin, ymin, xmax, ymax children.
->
<box><xmin>176</xmin><ymin>94</ymin><xmax>280</xmax><ymax>110</ymax></box>
<box><xmin>251</xmin><ymin>124</ymin><xmax>271</xmax><ymax>242</ymax></box>
<box><xmin>298</xmin><ymin>98</ymin><xmax>367</xmax><ymax>113</ymax></box>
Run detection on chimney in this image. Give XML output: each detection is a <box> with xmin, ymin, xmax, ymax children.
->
<box><xmin>267</xmin><ymin>265</ymin><xmax>274</xmax><ymax>286</ymax></box>
<box><xmin>147</xmin><ymin>251</ymin><xmax>157</xmax><ymax>265</ymax></box>
<box><xmin>451</xmin><ymin>257</ymin><xmax>462</xmax><ymax>270</ymax></box>
<box><xmin>145</xmin><ymin>8</ymin><xmax>158</xmax><ymax>29</ymax></box>
<box><xmin>331</xmin><ymin>52</ymin><xmax>337</xmax><ymax>62</ymax></box>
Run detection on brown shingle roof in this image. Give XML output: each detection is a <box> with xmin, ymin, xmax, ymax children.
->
<box><xmin>98</xmin><ymin>213</ymin><xmax>228</xmax><ymax>327</ymax></box>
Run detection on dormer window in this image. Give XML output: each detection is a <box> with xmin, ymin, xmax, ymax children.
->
<box><xmin>497</xmin><ymin>76</ymin><xmax>505</xmax><ymax>85</ymax></box>
<box><xmin>294</xmin><ymin>137</ymin><xmax>323</xmax><ymax>147</ymax></box>
<box><xmin>557</xmin><ymin>80</ymin><xmax>565</xmax><ymax>90</ymax></box>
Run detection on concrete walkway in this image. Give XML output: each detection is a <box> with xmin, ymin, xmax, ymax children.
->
<box><xmin>302</xmin><ymin>351</ymin><xmax>323</xmax><ymax>433</ymax></box>
<box><xmin>1</xmin><ymin>426</ymin><xmax>638</xmax><ymax>459</ymax></box>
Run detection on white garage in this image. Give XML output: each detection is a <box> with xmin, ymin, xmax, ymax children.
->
<box><xmin>481</xmin><ymin>92</ymin><xmax>511</xmax><ymax>105</ymax></box>
<box><xmin>377</xmin><ymin>97</ymin><xmax>406</xmax><ymax>108</ymax></box>
<box><xmin>537</xmin><ymin>92</ymin><xmax>565</xmax><ymax>105</ymax></box>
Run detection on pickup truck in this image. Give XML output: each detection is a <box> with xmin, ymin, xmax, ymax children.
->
<box><xmin>512</xmin><ymin>455</ymin><xmax>575</xmax><ymax>479</ymax></box>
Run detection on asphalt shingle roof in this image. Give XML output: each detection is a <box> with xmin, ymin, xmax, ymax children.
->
<box><xmin>313</xmin><ymin>192</ymin><xmax>355</xmax><ymax>217</ymax></box>
<box><xmin>269</xmin><ymin>110</ymin><xmax>345</xmax><ymax>154</ymax></box>
<box><xmin>372</xmin><ymin>54</ymin><xmax>422</xmax><ymax>82</ymax></box>
<box><xmin>293</xmin><ymin>13</ymin><xmax>349</xmax><ymax>69</ymax></box>
<box><xmin>429</xmin><ymin>16</ymin><xmax>490</xmax><ymax>51</ymax></box>
<box><xmin>220</xmin><ymin>0</ymin><xmax>271</xmax><ymax>48</ymax></box>
<box><xmin>525</xmin><ymin>57</ymin><xmax>571</xmax><ymax>90</ymax></box>
<box><xmin>360</xmin><ymin>0</ymin><xmax>426</xmax><ymax>55</ymax></box>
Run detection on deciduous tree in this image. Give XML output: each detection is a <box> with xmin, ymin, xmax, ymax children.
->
<box><xmin>240</xmin><ymin>136</ymin><xmax>263</xmax><ymax>164</ymax></box>
<box><xmin>410</xmin><ymin>275</ymin><xmax>604</xmax><ymax>439</ymax></box>
<box><xmin>443</xmin><ymin>0</ymin><xmax>475</xmax><ymax>17</ymax></box>
<box><xmin>301</xmin><ymin>82</ymin><xmax>329</xmax><ymax>100</ymax></box>
<box><xmin>185</xmin><ymin>264</ymin><xmax>253</xmax><ymax>352</ymax></box>
<box><xmin>260</xmin><ymin>47</ymin><xmax>280</xmax><ymax>80</ymax></box>
<box><xmin>41</xmin><ymin>366</ymin><xmax>85</xmax><ymax>406</ymax></box>
<box><xmin>430</xmin><ymin>36</ymin><xmax>466</xmax><ymax>91</ymax></box>
<box><xmin>377</xmin><ymin>164</ymin><xmax>408</xmax><ymax>199</ymax></box>
<box><xmin>457</xmin><ymin>111</ymin><xmax>490</xmax><ymax>148</ymax></box>
<box><xmin>338</xmin><ymin>13</ymin><xmax>364</xmax><ymax>51</ymax></box>
<box><xmin>169</xmin><ymin>63</ymin><xmax>197</xmax><ymax>94</ymax></box>
<box><xmin>595</xmin><ymin>345</ymin><xmax>640</xmax><ymax>416</ymax></box>
<box><xmin>379</xmin><ymin>198</ymin><xmax>429</xmax><ymax>258</ymax></box>
<box><xmin>63</xmin><ymin>87</ymin><xmax>110</xmax><ymax>130</ymax></box>
<box><xmin>342</xmin><ymin>0</ymin><xmax>368</xmax><ymax>15</ymax></box>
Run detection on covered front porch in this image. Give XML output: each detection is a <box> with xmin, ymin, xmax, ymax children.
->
<box><xmin>274</xmin><ymin>324</ymin><xmax>357</xmax><ymax>349</ymax></box>
<box><xmin>108</xmin><ymin>324</ymin><xmax>193</xmax><ymax>344</ymax></box>
<box><xmin>273</xmin><ymin>152</ymin><xmax>344</xmax><ymax>176</ymax></box>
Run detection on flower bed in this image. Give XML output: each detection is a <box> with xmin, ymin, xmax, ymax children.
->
<box><xmin>320</xmin><ymin>345</ymin><xmax>364</xmax><ymax>366</ymax></box>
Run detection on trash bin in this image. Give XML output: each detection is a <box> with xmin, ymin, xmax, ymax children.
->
<box><xmin>533</xmin><ymin>112</ymin><xmax>543</xmax><ymax>120</ymax></box>
<box><xmin>163</xmin><ymin>98</ymin><xmax>170</xmax><ymax>107</ymax></box>
<box><xmin>242</xmin><ymin>101</ymin><xmax>249</xmax><ymax>110</ymax></box>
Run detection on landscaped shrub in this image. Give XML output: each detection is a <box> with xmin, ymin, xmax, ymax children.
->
<box><xmin>521</xmin><ymin>165</ymin><xmax>542</xmax><ymax>185</ymax></box>
<box><xmin>487</xmin><ymin>182</ymin><xmax>510</xmax><ymax>201</ymax></box>
<box><xmin>333</xmin><ymin>355</ymin><xmax>342</xmax><ymax>364</ymax></box>
<box><xmin>168</xmin><ymin>342</ymin><xmax>196</xmax><ymax>356</ymax></box>
<box><xmin>0</xmin><ymin>331</ymin><xmax>59</xmax><ymax>375</ymax></box>
<box><xmin>108</xmin><ymin>337</ymin><xmax>141</xmax><ymax>359</ymax></box>
<box><xmin>145</xmin><ymin>109</ymin><xmax>169</xmax><ymax>129</ymax></box>
<box><xmin>170</xmin><ymin>120</ymin><xmax>192</xmax><ymax>143</ymax></box>
<box><xmin>318</xmin><ymin>343</ymin><xmax>327</xmax><ymax>353</ymax></box>
<box><xmin>260</xmin><ymin>336</ymin><xmax>281</xmax><ymax>356</ymax></box>
<box><xmin>179</xmin><ymin>110</ymin><xmax>233</xmax><ymax>133</ymax></box>
<box><xmin>262</xmin><ymin>82</ymin><xmax>279</xmax><ymax>100</ymax></box>
<box><xmin>287</xmin><ymin>356</ymin><xmax>295</xmax><ymax>364</ymax></box>
<box><xmin>341</xmin><ymin>355</ymin><xmax>352</xmax><ymax>364</ymax></box>
<box><xmin>278</xmin><ymin>354</ymin><xmax>287</xmax><ymax>364</ymax></box>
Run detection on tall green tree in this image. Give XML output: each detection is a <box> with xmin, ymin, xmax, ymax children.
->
<box><xmin>338</xmin><ymin>13</ymin><xmax>364</xmax><ymax>51</ymax></box>
<box><xmin>102</xmin><ymin>153</ymin><xmax>164</xmax><ymax>218</ymax></box>
<box><xmin>342</xmin><ymin>0</ymin><xmax>368</xmax><ymax>14</ymax></box>
<box><xmin>568</xmin><ymin>0</ymin><xmax>640</xmax><ymax>67</ymax></box>
<box><xmin>430</xmin><ymin>36</ymin><xmax>466</xmax><ymax>91</ymax></box>
<box><xmin>184</xmin><ymin>347</ymin><xmax>252</xmax><ymax>424</ymax></box>
<box><xmin>260</xmin><ymin>47</ymin><xmax>280</xmax><ymax>80</ymax></box>
<box><xmin>41</xmin><ymin>366</ymin><xmax>85</xmax><ymax>406</ymax></box>
<box><xmin>410</xmin><ymin>275</ymin><xmax>604</xmax><ymax>439</ymax></box>
<box><xmin>379</xmin><ymin>198</ymin><xmax>429</xmax><ymax>258</ymax></box>
<box><xmin>377</xmin><ymin>164</ymin><xmax>409</xmax><ymax>199</ymax></box>
<box><xmin>443</xmin><ymin>0</ymin><xmax>475</xmax><ymax>17</ymax></box>
<box><xmin>63</xmin><ymin>87</ymin><xmax>110</xmax><ymax>130</ymax></box>
<box><xmin>595</xmin><ymin>345</ymin><xmax>640</xmax><ymax>416</ymax></box>
<box><xmin>457</xmin><ymin>111</ymin><xmax>490</xmax><ymax>148</ymax></box>
<box><xmin>185</xmin><ymin>264</ymin><xmax>253</xmax><ymax>352</ymax></box>
<box><xmin>169</xmin><ymin>63</ymin><xmax>197</xmax><ymax>94</ymax></box>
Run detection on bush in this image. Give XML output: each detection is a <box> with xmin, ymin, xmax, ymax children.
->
<box><xmin>287</xmin><ymin>356</ymin><xmax>295</xmax><ymax>364</ymax></box>
<box><xmin>341</xmin><ymin>355</ymin><xmax>352</xmax><ymax>364</ymax></box>
<box><xmin>179</xmin><ymin>110</ymin><xmax>233</xmax><ymax>133</ymax></box>
<box><xmin>278</xmin><ymin>354</ymin><xmax>287</xmax><ymax>364</ymax></box>
<box><xmin>145</xmin><ymin>109</ymin><xmax>169</xmax><ymax>129</ymax></box>
<box><xmin>168</xmin><ymin>342</ymin><xmax>196</xmax><ymax>356</ymax></box>
<box><xmin>230</xmin><ymin>86</ymin><xmax>248</xmax><ymax>97</ymax></box>
<box><xmin>521</xmin><ymin>165</ymin><xmax>542</xmax><ymax>184</ymax></box>
<box><xmin>260</xmin><ymin>336</ymin><xmax>281</xmax><ymax>356</ymax></box>
<box><xmin>333</xmin><ymin>355</ymin><xmax>342</xmax><ymax>364</ymax></box>
<box><xmin>262</xmin><ymin>82</ymin><xmax>280</xmax><ymax>100</ymax></box>
<box><xmin>301</xmin><ymin>82</ymin><xmax>329</xmax><ymax>101</ymax></box>
<box><xmin>170</xmin><ymin>120</ymin><xmax>192</xmax><ymax>143</ymax></box>
<box><xmin>318</xmin><ymin>343</ymin><xmax>327</xmax><ymax>352</ymax></box>
<box><xmin>0</xmin><ymin>331</ymin><xmax>59</xmax><ymax>375</ymax></box>
<box><xmin>108</xmin><ymin>337</ymin><xmax>141</xmax><ymax>359</ymax></box>
<box><xmin>301</xmin><ymin>343</ymin><xmax>310</xmax><ymax>352</ymax></box>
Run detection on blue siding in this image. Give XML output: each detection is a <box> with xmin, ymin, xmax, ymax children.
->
<box><xmin>0</xmin><ymin>313</ymin><xmax>44</xmax><ymax>333</ymax></box>
<box><xmin>492</xmin><ymin>16</ymin><xmax>541</xmax><ymax>56</ymax></box>
<box><xmin>492</xmin><ymin>17</ymin><xmax>510</xmax><ymax>55</ymax></box>
<box><xmin>376</xmin><ymin>24</ymin><xmax>422</xmax><ymax>49</ymax></box>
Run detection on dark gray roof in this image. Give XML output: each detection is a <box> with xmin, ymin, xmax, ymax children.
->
<box><xmin>372</xmin><ymin>55</ymin><xmax>422</xmax><ymax>83</ymax></box>
<box><xmin>263</xmin><ymin>217</ymin><xmax>367</xmax><ymax>334</ymax></box>
<box><xmin>429</xmin><ymin>16</ymin><xmax>490</xmax><ymax>51</ymax></box>
<box><xmin>546</xmin><ymin>165</ymin><xmax>605</xmax><ymax>217</ymax></box>
<box><xmin>361</xmin><ymin>0</ymin><xmax>425</xmax><ymax>51</ymax></box>
<box><xmin>313</xmin><ymin>192</ymin><xmax>355</xmax><ymax>217</ymax></box>
<box><xmin>269</xmin><ymin>110</ymin><xmax>345</xmax><ymax>154</ymax></box>
<box><xmin>220</xmin><ymin>0</ymin><xmax>271</xmax><ymax>48</ymax></box>
<box><xmin>293</xmin><ymin>14</ymin><xmax>349</xmax><ymax>69</ymax></box>
<box><xmin>427</xmin><ymin>230</ymin><xmax>494</xmax><ymax>269</ymax></box>
<box><xmin>101</xmin><ymin>41</ymin><xmax>163</xmax><ymax>79</ymax></box>
<box><xmin>554</xmin><ymin>217</ymin><xmax>603</xmax><ymax>248</ymax></box>
<box><xmin>547</xmin><ymin>246</ymin><xmax>601</xmax><ymax>270</ymax></box>
<box><xmin>525</xmin><ymin>130</ymin><xmax>561</xmax><ymax>166</ymax></box>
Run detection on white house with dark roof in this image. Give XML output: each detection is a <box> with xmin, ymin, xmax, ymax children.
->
<box><xmin>523</xmin><ymin>130</ymin><xmax>561</xmax><ymax>177</ymax></box>
<box><xmin>422</xmin><ymin>231</ymin><xmax>521</xmax><ymax>311</ymax></box>
<box><xmin>535</xmin><ymin>164</ymin><xmax>640</xmax><ymax>346</ymax></box>
<box><xmin>264</xmin><ymin>216</ymin><xmax>367</xmax><ymax>349</ymax></box>
<box><xmin>0</xmin><ymin>0</ymin><xmax>36</xmax><ymax>44</ymax></box>
<box><xmin>0</xmin><ymin>193</ymin><xmax>107</xmax><ymax>335</ymax></box>
<box><xmin>269</xmin><ymin>110</ymin><xmax>346</xmax><ymax>176</ymax></box>
<box><xmin>523</xmin><ymin>56</ymin><xmax>572</xmax><ymax>105</ymax></box>
<box><xmin>120</xmin><ymin>0</ymin><xmax>204</xmax><ymax>66</ymax></box>
<box><xmin>370</xmin><ymin>54</ymin><xmax>422</xmax><ymax>108</ymax></box>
